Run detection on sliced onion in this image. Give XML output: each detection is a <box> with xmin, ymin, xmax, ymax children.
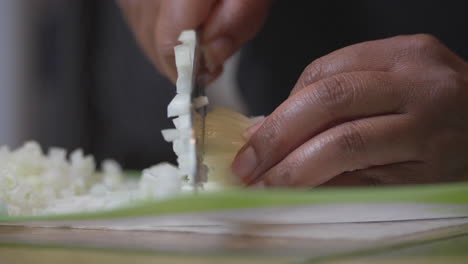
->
<box><xmin>172</xmin><ymin>114</ymin><xmax>191</xmax><ymax>130</ymax></box>
<box><xmin>174</xmin><ymin>44</ymin><xmax>192</xmax><ymax>67</ymax></box>
<box><xmin>178</xmin><ymin>30</ymin><xmax>197</xmax><ymax>45</ymax></box>
<box><xmin>193</xmin><ymin>96</ymin><xmax>209</xmax><ymax>109</ymax></box>
<box><xmin>139</xmin><ymin>163</ymin><xmax>182</xmax><ymax>199</ymax></box>
<box><xmin>174</xmin><ymin>41</ymin><xmax>193</xmax><ymax>95</ymax></box>
<box><xmin>174</xmin><ymin>45</ymin><xmax>192</xmax><ymax>95</ymax></box>
<box><xmin>161</xmin><ymin>129</ymin><xmax>179</xmax><ymax>142</ymax></box>
<box><xmin>176</xmin><ymin>152</ymin><xmax>196</xmax><ymax>179</ymax></box>
<box><xmin>0</xmin><ymin>198</ymin><xmax>8</xmax><ymax>216</ymax></box>
<box><xmin>167</xmin><ymin>93</ymin><xmax>190</xmax><ymax>117</ymax></box>
<box><xmin>164</xmin><ymin>30</ymin><xmax>257</xmax><ymax>186</ymax></box>
<box><xmin>172</xmin><ymin>136</ymin><xmax>192</xmax><ymax>156</ymax></box>
<box><xmin>195</xmin><ymin>107</ymin><xmax>254</xmax><ymax>185</ymax></box>
<box><xmin>178</xmin><ymin>30</ymin><xmax>196</xmax><ymax>62</ymax></box>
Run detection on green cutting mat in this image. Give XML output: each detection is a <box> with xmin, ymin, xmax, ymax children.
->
<box><xmin>1</xmin><ymin>182</ymin><xmax>468</xmax><ymax>222</ymax></box>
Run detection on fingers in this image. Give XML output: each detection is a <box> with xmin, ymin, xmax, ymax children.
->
<box><xmin>290</xmin><ymin>38</ymin><xmax>397</xmax><ymax>95</ymax></box>
<box><xmin>289</xmin><ymin>35</ymin><xmax>448</xmax><ymax>96</ymax></box>
<box><xmin>119</xmin><ymin>0</ymin><xmax>270</xmax><ymax>83</ymax></box>
<box><xmin>232</xmin><ymin>71</ymin><xmax>409</xmax><ymax>183</ymax></box>
<box><xmin>243</xmin><ymin>116</ymin><xmax>266</xmax><ymax>140</ymax></box>
<box><xmin>260</xmin><ymin>115</ymin><xmax>424</xmax><ymax>187</ymax></box>
<box><xmin>156</xmin><ymin>0</ymin><xmax>270</xmax><ymax>82</ymax></box>
<box><xmin>157</xmin><ymin>0</ymin><xmax>218</xmax><ymax>82</ymax></box>
<box><xmin>201</xmin><ymin>0</ymin><xmax>272</xmax><ymax>73</ymax></box>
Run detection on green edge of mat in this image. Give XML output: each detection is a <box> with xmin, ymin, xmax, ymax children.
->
<box><xmin>1</xmin><ymin>182</ymin><xmax>468</xmax><ymax>222</ymax></box>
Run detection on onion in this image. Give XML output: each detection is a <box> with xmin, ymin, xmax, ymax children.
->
<box><xmin>165</xmin><ymin>30</ymin><xmax>198</xmax><ymax>182</ymax></box>
<box><xmin>161</xmin><ymin>129</ymin><xmax>179</xmax><ymax>142</ymax></box>
<box><xmin>102</xmin><ymin>160</ymin><xmax>124</xmax><ymax>190</ymax></box>
<box><xmin>167</xmin><ymin>94</ymin><xmax>191</xmax><ymax>117</ymax></box>
<box><xmin>165</xmin><ymin>30</ymin><xmax>257</xmax><ymax>186</ymax></box>
<box><xmin>178</xmin><ymin>30</ymin><xmax>197</xmax><ymax>46</ymax></box>
<box><xmin>0</xmin><ymin>30</ymin><xmax>256</xmax><ymax>217</ymax></box>
<box><xmin>0</xmin><ymin>198</ymin><xmax>7</xmax><ymax>217</ymax></box>
<box><xmin>200</xmin><ymin>108</ymin><xmax>253</xmax><ymax>184</ymax></box>
<box><xmin>174</xmin><ymin>44</ymin><xmax>192</xmax><ymax>95</ymax></box>
<box><xmin>172</xmin><ymin>114</ymin><xmax>191</xmax><ymax>130</ymax></box>
<box><xmin>139</xmin><ymin>163</ymin><xmax>182</xmax><ymax>199</ymax></box>
<box><xmin>193</xmin><ymin>96</ymin><xmax>209</xmax><ymax>109</ymax></box>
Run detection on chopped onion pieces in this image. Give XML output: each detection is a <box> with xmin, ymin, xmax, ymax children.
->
<box><xmin>167</xmin><ymin>93</ymin><xmax>191</xmax><ymax>117</ymax></box>
<box><xmin>193</xmin><ymin>96</ymin><xmax>209</xmax><ymax>109</ymax></box>
<box><xmin>161</xmin><ymin>129</ymin><xmax>180</xmax><ymax>142</ymax></box>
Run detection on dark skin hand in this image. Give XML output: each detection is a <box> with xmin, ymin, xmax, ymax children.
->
<box><xmin>232</xmin><ymin>34</ymin><xmax>468</xmax><ymax>187</ymax></box>
<box><xmin>117</xmin><ymin>1</ymin><xmax>468</xmax><ymax>187</ymax></box>
<box><xmin>118</xmin><ymin>0</ymin><xmax>271</xmax><ymax>84</ymax></box>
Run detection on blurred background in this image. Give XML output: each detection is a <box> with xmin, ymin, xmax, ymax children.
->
<box><xmin>1</xmin><ymin>0</ymin><xmax>467</xmax><ymax>170</ymax></box>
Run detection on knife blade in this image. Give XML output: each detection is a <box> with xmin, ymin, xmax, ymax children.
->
<box><xmin>190</xmin><ymin>31</ymin><xmax>206</xmax><ymax>192</ymax></box>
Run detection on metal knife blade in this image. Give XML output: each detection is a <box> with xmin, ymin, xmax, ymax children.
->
<box><xmin>190</xmin><ymin>31</ymin><xmax>206</xmax><ymax>191</ymax></box>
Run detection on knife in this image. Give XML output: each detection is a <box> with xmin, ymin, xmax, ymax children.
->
<box><xmin>190</xmin><ymin>31</ymin><xmax>207</xmax><ymax>192</ymax></box>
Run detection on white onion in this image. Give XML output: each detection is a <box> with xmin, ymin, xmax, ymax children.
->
<box><xmin>174</xmin><ymin>43</ymin><xmax>193</xmax><ymax>95</ymax></box>
<box><xmin>178</xmin><ymin>30</ymin><xmax>197</xmax><ymax>45</ymax></box>
<box><xmin>175</xmin><ymin>70</ymin><xmax>192</xmax><ymax>94</ymax></box>
<box><xmin>161</xmin><ymin>129</ymin><xmax>179</xmax><ymax>142</ymax></box>
<box><xmin>139</xmin><ymin>163</ymin><xmax>182</xmax><ymax>199</ymax></box>
<box><xmin>0</xmin><ymin>141</ymin><xmax>144</xmax><ymax>216</ymax></box>
<box><xmin>89</xmin><ymin>184</ymin><xmax>108</xmax><ymax>196</ymax></box>
<box><xmin>163</xmin><ymin>30</ymin><xmax>199</xmax><ymax>182</ymax></box>
<box><xmin>167</xmin><ymin>93</ymin><xmax>191</xmax><ymax>117</ymax></box>
<box><xmin>193</xmin><ymin>96</ymin><xmax>209</xmax><ymax>109</ymax></box>
<box><xmin>172</xmin><ymin>137</ymin><xmax>192</xmax><ymax>156</ymax></box>
<box><xmin>176</xmin><ymin>150</ymin><xmax>197</xmax><ymax>179</ymax></box>
<box><xmin>172</xmin><ymin>114</ymin><xmax>191</xmax><ymax>130</ymax></box>
<box><xmin>174</xmin><ymin>44</ymin><xmax>192</xmax><ymax>67</ymax></box>
<box><xmin>0</xmin><ymin>198</ymin><xmax>8</xmax><ymax>216</ymax></box>
<box><xmin>165</xmin><ymin>30</ymin><xmax>256</xmax><ymax>186</ymax></box>
<box><xmin>177</xmin><ymin>30</ymin><xmax>197</xmax><ymax>64</ymax></box>
<box><xmin>102</xmin><ymin>160</ymin><xmax>124</xmax><ymax>190</ymax></box>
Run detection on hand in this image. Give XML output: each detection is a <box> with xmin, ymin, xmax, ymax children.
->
<box><xmin>232</xmin><ymin>34</ymin><xmax>468</xmax><ymax>187</ymax></box>
<box><xmin>118</xmin><ymin>0</ymin><xmax>271</xmax><ymax>83</ymax></box>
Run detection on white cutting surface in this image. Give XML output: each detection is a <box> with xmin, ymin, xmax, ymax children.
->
<box><xmin>3</xmin><ymin>203</ymin><xmax>468</xmax><ymax>240</ymax></box>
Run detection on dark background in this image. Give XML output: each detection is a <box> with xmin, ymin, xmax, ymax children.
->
<box><xmin>31</xmin><ymin>0</ymin><xmax>468</xmax><ymax>170</ymax></box>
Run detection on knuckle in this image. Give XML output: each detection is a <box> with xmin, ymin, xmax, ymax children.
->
<box><xmin>279</xmin><ymin>160</ymin><xmax>300</xmax><ymax>185</ymax></box>
<box><xmin>268</xmin><ymin>158</ymin><xmax>303</xmax><ymax>187</ymax></box>
<box><xmin>450</xmin><ymin>72</ymin><xmax>468</xmax><ymax>91</ymax></box>
<box><xmin>335</xmin><ymin>122</ymin><xmax>368</xmax><ymax>154</ymax></box>
<box><xmin>423</xmin><ymin>70</ymin><xmax>466</xmax><ymax>106</ymax></box>
<box><xmin>407</xmin><ymin>34</ymin><xmax>442</xmax><ymax>55</ymax></box>
<box><xmin>312</xmin><ymin>74</ymin><xmax>357</xmax><ymax>111</ymax></box>
<box><xmin>250</xmin><ymin>116</ymin><xmax>286</xmax><ymax>162</ymax></box>
<box><xmin>269</xmin><ymin>164</ymin><xmax>294</xmax><ymax>186</ymax></box>
<box><xmin>440</xmin><ymin>71</ymin><xmax>465</xmax><ymax>95</ymax></box>
<box><xmin>300</xmin><ymin>58</ymin><xmax>326</xmax><ymax>88</ymax></box>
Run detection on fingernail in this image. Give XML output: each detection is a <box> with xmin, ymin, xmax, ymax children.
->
<box><xmin>232</xmin><ymin>146</ymin><xmax>258</xmax><ymax>181</ymax></box>
<box><xmin>204</xmin><ymin>37</ymin><xmax>234</xmax><ymax>73</ymax></box>
<box><xmin>242</xmin><ymin>118</ymin><xmax>265</xmax><ymax>140</ymax></box>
